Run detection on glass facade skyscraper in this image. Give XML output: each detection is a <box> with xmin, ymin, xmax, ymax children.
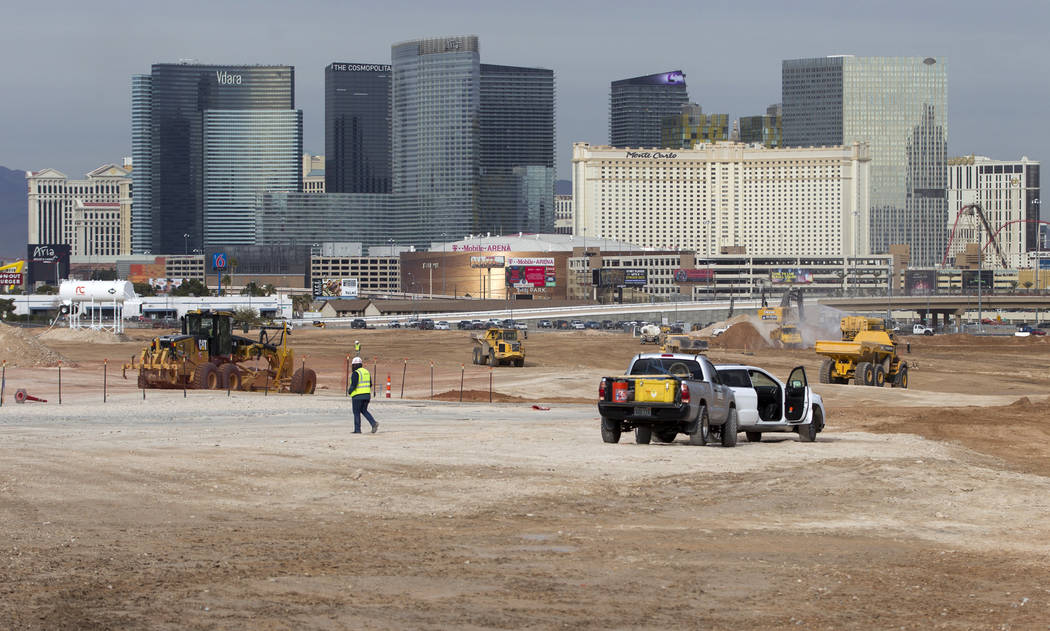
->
<box><xmin>610</xmin><ymin>71</ymin><xmax>689</xmax><ymax>148</ymax></box>
<box><xmin>325</xmin><ymin>63</ymin><xmax>391</xmax><ymax>193</ymax></box>
<box><xmin>660</xmin><ymin>103</ymin><xmax>729</xmax><ymax>149</ymax></box>
<box><xmin>738</xmin><ymin>104</ymin><xmax>782</xmax><ymax>148</ymax></box>
<box><xmin>783</xmin><ymin>56</ymin><xmax>948</xmax><ymax>265</ymax></box>
<box><xmin>479</xmin><ymin>64</ymin><xmax>555</xmax><ymax>234</ymax></box>
<box><xmin>130</xmin><ymin>63</ymin><xmax>299</xmax><ymax>253</ymax></box>
<box><xmin>392</xmin><ymin>36</ymin><xmax>480</xmax><ymax>241</ymax></box>
<box><xmin>203</xmin><ymin>110</ymin><xmax>302</xmax><ymax>246</ymax></box>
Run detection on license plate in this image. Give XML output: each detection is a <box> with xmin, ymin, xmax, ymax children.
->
<box><xmin>634</xmin><ymin>407</ymin><xmax>652</xmax><ymax>417</ymax></box>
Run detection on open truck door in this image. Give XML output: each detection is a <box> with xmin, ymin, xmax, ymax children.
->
<box><xmin>784</xmin><ymin>366</ymin><xmax>809</xmax><ymax>423</ymax></box>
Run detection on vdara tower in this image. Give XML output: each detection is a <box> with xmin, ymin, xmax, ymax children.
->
<box><xmin>132</xmin><ymin>63</ymin><xmax>302</xmax><ymax>253</ymax></box>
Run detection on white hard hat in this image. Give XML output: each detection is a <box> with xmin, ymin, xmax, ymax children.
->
<box><xmin>351</xmin><ymin>356</ymin><xmax>363</xmax><ymax>365</ymax></box>
<box><xmin>355</xmin><ymin>340</ymin><xmax>360</xmax><ymax>343</ymax></box>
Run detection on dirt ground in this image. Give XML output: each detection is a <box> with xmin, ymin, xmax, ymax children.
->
<box><xmin>2</xmin><ymin>325</ymin><xmax>1050</xmax><ymax>629</ymax></box>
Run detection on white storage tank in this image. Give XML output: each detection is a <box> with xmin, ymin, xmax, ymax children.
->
<box><xmin>58</xmin><ymin>280</ymin><xmax>137</xmax><ymax>303</ymax></box>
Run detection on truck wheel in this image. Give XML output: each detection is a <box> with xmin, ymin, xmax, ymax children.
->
<box><xmin>856</xmin><ymin>362</ymin><xmax>874</xmax><ymax>386</ymax></box>
<box><xmin>515</xmin><ymin>358</ymin><xmax>524</xmax><ymax>367</ymax></box>
<box><xmin>193</xmin><ymin>362</ymin><xmax>218</xmax><ymax>390</ymax></box>
<box><xmin>874</xmin><ymin>365</ymin><xmax>886</xmax><ymax>387</ymax></box>
<box><xmin>634</xmin><ymin>426</ymin><xmax>652</xmax><ymax>444</ymax></box>
<box><xmin>746</xmin><ymin>431</ymin><xmax>762</xmax><ymax>443</ymax></box>
<box><xmin>218</xmin><ymin>363</ymin><xmax>241</xmax><ymax>390</ymax></box>
<box><xmin>720</xmin><ymin>408</ymin><xmax>738</xmax><ymax>447</ymax></box>
<box><xmin>291</xmin><ymin>368</ymin><xmax>317</xmax><ymax>394</ymax></box>
<box><xmin>654</xmin><ymin>430</ymin><xmax>677</xmax><ymax>443</ymax></box>
<box><xmin>819</xmin><ymin>359</ymin><xmax>833</xmax><ymax>384</ymax></box>
<box><xmin>600</xmin><ymin>417</ymin><xmax>621</xmax><ymax>443</ymax></box>
<box><xmin>897</xmin><ymin>365</ymin><xmax>909</xmax><ymax>389</ymax></box>
<box><xmin>688</xmin><ymin>406</ymin><xmax>709</xmax><ymax>446</ymax></box>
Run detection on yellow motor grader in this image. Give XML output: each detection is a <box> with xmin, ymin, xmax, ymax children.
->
<box><xmin>124</xmin><ymin>310</ymin><xmax>316</xmax><ymax>393</ymax></box>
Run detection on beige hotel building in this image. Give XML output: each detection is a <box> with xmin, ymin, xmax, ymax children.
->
<box><xmin>571</xmin><ymin>141</ymin><xmax>872</xmax><ymax>258</ymax></box>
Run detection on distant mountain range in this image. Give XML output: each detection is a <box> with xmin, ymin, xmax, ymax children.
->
<box><xmin>0</xmin><ymin>166</ymin><xmax>27</xmax><ymax>261</ymax></box>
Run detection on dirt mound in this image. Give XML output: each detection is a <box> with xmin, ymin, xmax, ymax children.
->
<box><xmin>37</xmin><ymin>327</ymin><xmax>130</xmax><ymax>343</ymax></box>
<box><xmin>697</xmin><ymin>314</ymin><xmax>753</xmax><ymax>337</ymax></box>
<box><xmin>0</xmin><ymin>324</ymin><xmax>71</xmax><ymax>367</ymax></box>
<box><xmin>709</xmin><ymin>321</ymin><xmax>770</xmax><ymax>351</ymax></box>
<box><xmin>430</xmin><ymin>389</ymin><xmax>589</xmax><ymax>404</ymax></box>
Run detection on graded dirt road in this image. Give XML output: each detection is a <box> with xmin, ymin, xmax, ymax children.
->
<box><xmin>1</xmin><ymin>325</ymin><xmax>1049</xmax><ymax>629</ymax></box>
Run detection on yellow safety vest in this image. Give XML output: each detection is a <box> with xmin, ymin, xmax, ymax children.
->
<box><xmin>350</xmin><ymin>367</ymin><xmax>371</xmax><ymax>397</ymax></box>
<box><xmin>355</xmin><ymin>342</ymin><xmax>361</xmax><ymax>352</ymax></box>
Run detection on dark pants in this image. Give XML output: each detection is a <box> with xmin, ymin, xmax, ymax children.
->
<box><xmin>352</xmin><ymin>395</ymin><xmax>377</xmax><ymax>432</ymax></box>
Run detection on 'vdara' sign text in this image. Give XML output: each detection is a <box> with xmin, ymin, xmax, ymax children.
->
<box><xmin>215</xmin><ymin>70</ymin><xmax>242</xmax><ymax>85</ymax></box>
<box><xmin>625</xmin><ymin>151</ymin><xmax>679</xmax><ymax>159</ymax></box>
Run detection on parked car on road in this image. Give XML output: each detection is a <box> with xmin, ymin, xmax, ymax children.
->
<box><xmin>555</xmin><ymin>319</ymin><xmax>570</xmax><ymax>330</ymax></box>
<box><xmin>351</xmin><ymin>318</ymin><xmax>367</xmax><ymax>329</ymax></box>
<box><xmin>1016</xmin><ymin>324</ymin><xmax>1046</xmax><ymax>337</ymax></box>
<box><xmin>571</xmin><ymin>320</ymin><xmax>586</xmax><ymax>330</ymax></box>
<box><xmin>434</xmin><ymin>321</ymin><xmax>450</xmax><ymax>330</ymax></box>
<box><xmin>715</xmin><ymin>364</ymin><xmax>825</xmax><ymax>442</ymax></box>
<box><xmin>538</xmin><ymin>319</ymin><xmax>553</xmax><ymax>329</ymax></box>
<box><xmin>584</xmin><ymin>320</ymin><xmax>600</xmax><ymax>330</ymax></box>
<box><xmin>456</xmin><ymin>320</ymin><xmax>472</xmax><ymax>330</ymax></box>
<box><xmin>912</xmin><ymin>323</ymin><xmax>934</xmax><ymax>336</ymax></box>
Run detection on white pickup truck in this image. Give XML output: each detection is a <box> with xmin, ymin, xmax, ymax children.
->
<box><xmin>714</xmin><ymin>364</ymin><xmax>826</xmax><ymax>443</ymax></box>
<box><xmin>598</xmin><ymin>353</ymin><xmax>739</xmax><ymax>446</ymax></box>
<box><xmin>912</xmin><ymin>324</ymin><xmax>934</xmax><ymax>336</ymax></box>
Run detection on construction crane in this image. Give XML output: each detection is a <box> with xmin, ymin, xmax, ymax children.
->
<box><xmin>942</xmin><ymin>203</ymin><xmax>1008</xmax><ymax>268</ymax></box>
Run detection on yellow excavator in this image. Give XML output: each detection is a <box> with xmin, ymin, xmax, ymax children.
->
<box><xmin>125</xmin><ymin>309</ymin><xmax>316</xmax><ymax>393</ymax></box>
<box><xmin>758</xmin><ymin>287</ymin><xmax>804</xmax><ymax>348</ymax></box>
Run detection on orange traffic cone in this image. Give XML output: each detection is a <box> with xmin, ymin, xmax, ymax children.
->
<box><xmin>385</xmin><ymin>374</ymin><xmax>391</xmax><ymax>398</ymax></box>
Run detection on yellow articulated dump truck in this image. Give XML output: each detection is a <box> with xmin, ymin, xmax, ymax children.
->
<box><xmin>814</xmin><ymin>316</ymin><xmax>908</xmax><ymax>388</ymax></box>
<box><xmin>472</xmin><ymin>327</ymin><xmax>525</xmax><ymax>367</ymax></box>
<box><xmin>125</xmin><ymin>310</ymin><xmax>316</xmax><ymax>393</ymax></box>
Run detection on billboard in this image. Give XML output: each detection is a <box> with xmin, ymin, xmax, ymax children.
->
<box><xmin>1039</xmin><ymin>259</ymin><xmax>1050</xmax><ymax>270</ymax></box>
<box><xmin>27</xmin><ymin>244</ymin><xmax>70</xmax><ymax>285</ymax></box>
<box><xmin>469</xmin><ymin>255</ymin><xmax>505</xmax><ymax>268</ymax></box>
<box><xmin>673</xmin><ymin>268</ymin><xmax>714</xmax><ymax>283</ymax></box>
<box><xmin>312</xmin><ymin>278</ymin><xmax>359</xmax><ymax>299</ymax></box>
<box><xmin>0</xmin><ymin>272</ymin><xmax>23</xmax><ymax>285</ymax></box>
<box><xmin>770</xmin><ymin>268</ymin><xmax>814</xmax><ymax>284</ymax></box>
<box><xmin>149</xmin><ymin>278</ymin><xmax>185</xmax><ymax>294</ymax></box>
<box><xmin>962</xmin><ymin>269</ymin><xmax>994</xmax><ymax>291</ymax></box>
<box><xmin>593</xmin><ymin>268</ymin><xmax>648</xmax><ymax>288</ymax></box>
<box><xmin>904</xmin><ymin>270</ymin><xmax>938</xmax><ymax>296</ymax></box>
<box><xmin>505</xmin><ymin>257</ymin><xmax>556</xmax><ymax>289</ymax></box>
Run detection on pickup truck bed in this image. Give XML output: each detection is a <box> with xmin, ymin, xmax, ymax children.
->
<box><xmin>598</xmin><ymin>353</ymin><xmax>738</xmax><ymax>447</ymax></box>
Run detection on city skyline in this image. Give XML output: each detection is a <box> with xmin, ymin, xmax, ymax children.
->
<box><xmin>2</xmin><ymin>0</ymin><xmax>1046</xmax><ymax>195</ymax></box>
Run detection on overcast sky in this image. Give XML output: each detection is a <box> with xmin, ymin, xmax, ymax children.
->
<box><xmin>2</xmin><ymin>0</ymin><xmax>1047</xmax><ymax>181</ymax></box>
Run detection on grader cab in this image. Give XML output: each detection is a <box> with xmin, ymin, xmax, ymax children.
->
<box><xmin>125</xmin><ymin>310</ymin><xmax>316</xmax><ymax>393</ymax></box>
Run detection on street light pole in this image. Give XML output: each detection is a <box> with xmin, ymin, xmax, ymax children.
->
<box><xmin>441</xmin><ymin>232</ymin><xmax>447</xmax><ymax>296</ymax></box>
<box><xmin>183</xmin><ymin>233</ymin><xmax>189</xmax><ymax>255</ymax></box>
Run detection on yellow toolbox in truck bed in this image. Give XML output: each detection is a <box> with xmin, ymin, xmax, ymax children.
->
<box><xmin>633</xmin><ymin>378</ymin><xmax>677</xmax><ymax>403</ymax></box>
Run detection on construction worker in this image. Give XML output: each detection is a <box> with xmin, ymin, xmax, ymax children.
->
<box><xmin>347</xmin><ymin>356</ymin><xmax>378</xmax><ymax>433</ymax></box>
<box><xmin>354</xmin><ymin>340</ymin><xmax>362</xmax><ymax>354</ymax></box>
